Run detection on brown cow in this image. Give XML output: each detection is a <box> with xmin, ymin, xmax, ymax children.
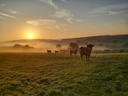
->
<box><xmin>55</xmin><ymin>51</ymin><xmax>59</xmax><ymax>53</ymax></box>
<box><xmin>47</xmin><ymin>50</ymin><xmax>51</xmax><ymax>53</ymax></box>
<box><xmin>79</xmin><ymin>43</ymin><xmax>94</xmax><ymax>61</ymax></box>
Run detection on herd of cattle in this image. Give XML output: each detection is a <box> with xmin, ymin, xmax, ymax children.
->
<box><xmin>47</xmin><ymin>43</ymin><xmax>94</xmax><ymax>61</ymax></box>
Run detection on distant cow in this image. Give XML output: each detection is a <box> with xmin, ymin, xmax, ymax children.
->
<box><xmin>70</xmin><ymin>49</ymin><xmax>78</xmax><ymax>56</ymax></box>
<box><xmin>60</xmin><ymin>50</ymin><xmax>69</xmax><ymax>54</ymax></box>
<box><xmin>47</xmin><ymin>50</ymin><xmax>51</xmax><ymax>53</ymax></box>
<box><xmin>79</xmin><ymin>43</ymin><xmax>94</xmax><ymax>61</ymax></box>
<box><xmin>55</xmin><ymin>51</ymin><xmax>59</xmax><ymax>53</ymax></box>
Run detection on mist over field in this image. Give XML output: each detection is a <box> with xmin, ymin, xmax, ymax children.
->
<box><xmin>0</xmin><ymin>34</ymin><xmax>128</xmax><ymax>53</ymax></box>
<box><xmin>0</xmin><ymin>40</ymin><xmax>114</xmax><ymax>53</ymax></box>
<box><xmin>0</xmin><ymin>42</ymin><xmax>63</xmax><ymax>53</ymax></box>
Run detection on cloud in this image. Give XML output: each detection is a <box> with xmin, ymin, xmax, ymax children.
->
<box><xmin>0</xmin><ymin>4</ymin><xmax>17</xmax><ymax>19</ymax></box>
<box><xmin>8</xmin><ymin>10</ymin><xmax>18</xmax><ymax>14</ymax></box>
<box><xmin>88</xmin><ymin>3</ymin><xmax>128</xmax><ymax>16</ymax></box>
<box><xmin>38</xmin><ymin>0</ymin><xmax>83</xmax><ymax>24</ymax></box>
<box><xmin>107</xmin><ymin>11</ymin><xmax>117</xmax><ymax>15</ymax></box>
<box><xmin>26</xmin><ymin>19</ymin><xmax>62</xmax><ymax>29</ymax></box>
<box><xmin>0</xmin><ymin>4</ymin><xmax>5</xmax><ymax>7</ymax></box>
<box><xmin>38</xmin><ymin>0</ymin><xmax>58</xmax><ymax>9</ymax></box>
<box><xmin>65</xmin><ymin>18</ymin><xmax>73</xmax><ymax>24</ymax></box>
<box><xmin>26</xmin><ymin>19</ymin><xmax>69</xmax><ymax>30</ymax></box>
<box><xmin>61</xmin><ymin>0</ymin><xmax>67</xmax><ymax>3</ymax></box>
<box><xmin>26</xmin><ymin>19</ymin><xmax>56</xmax><ymax>26</ymax></box>
<box><xmin>52</xmin><ymin>9</ymin><xmax>73</xmax><ymax>18</ymax></box>
<box><xmin>38</xmin><ymin>0</ymin><xmax>67</xmax><ymax>9</ymax></box>
<box><xmin>52</xmin><ymin>9</ymin><xmax>83</xmax><ymax>24</ymax></box>
<box><xmin>0</xmin><ymin>13</ymin><xmax>16</xmax><ymax>18</ymax></box>
<box><xmin>65</xmin><ymin>18</ymin><xmax>83</xmax><ymax>24</ymax></box>
<box><xmin>27</xmin><ymin>20</ymin><xmax>40</xmax><ymax>26</ymax></box>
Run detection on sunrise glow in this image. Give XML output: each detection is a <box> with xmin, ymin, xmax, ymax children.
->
<box><xmin>0</xmin><ymin>0</ymin><xmax>128</xmax><ymax>41</ymax></box>
<box><xmin>27</xmin><ymin>34</ymin><xmax>33</xmax><ymax>39</ymax></box>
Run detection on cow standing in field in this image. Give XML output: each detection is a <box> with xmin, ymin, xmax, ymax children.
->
<box><xmin>55</xmin><ymin>51</ymin><xmax>59</xmax><ymax>53</ymax></box>
<box><xmin>47</xmin><ymin>50</ymin><xmax>51</xmax><ymax>53</ymax></box>
<box><xmin>70</xmin><ymin>49</ymin><xmax>78</xmax><ymax>56</ymax></box>
<box><xmin>69</xmin><ymin>43</ymin><xmax>79</xmax><ymax>56</ymax></box>
<box><xmin>79</xmin><ymin>43</ymin><xmax>94</xmax><ymax>61</ymax></box>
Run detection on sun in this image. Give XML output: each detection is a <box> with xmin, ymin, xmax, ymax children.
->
<box><xmin>23</xmin><ymin>28</ymin><xmax>38</xmax><ymax>39</ymax></box>
<box><xmin>27</xmin><ymin>34</ymin><xmax>33</xmax><ymax>39</ymax></box>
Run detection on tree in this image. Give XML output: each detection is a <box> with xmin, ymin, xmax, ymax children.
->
<box><xmin>56</xmin><ymin>44</ymin><xmax>62</xmax><ymax>49</ymax></box>
<box><xmin>24</xmin><ymin>44</ymin><xmax>30</xmax><ymax>49</ymax></box>
<box><xmin>13</xmin><ymin>44</ymin><xmax>23</xmax><ymax>48</ymax></box>
<box><xmin>24</xmin><ymin>44</ymin><xmax>34</xmax><ymax>49</ymax></box>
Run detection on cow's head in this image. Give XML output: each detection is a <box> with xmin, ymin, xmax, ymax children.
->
<box><xmin>85</xmin><ymin>43</ymin><xmax>94</xmax><ymax>49</ymax></box>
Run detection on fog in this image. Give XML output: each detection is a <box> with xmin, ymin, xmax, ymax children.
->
<box><xmin>93</xmin><ymin>46</ymin><xmax>109</xmax><ymax>51</ymax></box>
<box><xmin>0</xmin><ymin>41</ymin><xmax>110</xmax><ymax>53</ymax></box>
<box><xmin>0</xmin><ymin>42</ymin><xmax>69</xmax><ymax>53</ymax></box>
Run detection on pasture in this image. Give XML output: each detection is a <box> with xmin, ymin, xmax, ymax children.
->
<box><xmin>0</xmin><ymin>52</ymin><xmax>128</xmax><ymax>96</ymax></box>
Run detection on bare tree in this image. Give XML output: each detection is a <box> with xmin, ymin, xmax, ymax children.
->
<box><xmin>56</xmin><ymin>44</ymin><xmax>62</xmax><ymax>49</ymax></box>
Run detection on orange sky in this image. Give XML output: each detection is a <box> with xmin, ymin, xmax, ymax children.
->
<box><xmin>0</xmin><ymin>0</ymin><xmax>128</xmax><ymax>41</ymax></box>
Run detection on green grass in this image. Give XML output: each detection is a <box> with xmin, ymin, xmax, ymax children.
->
<box><xmin>0</xmin><ymin>53</ymin><xmax>128</xmax><ymax>96</ymax></box>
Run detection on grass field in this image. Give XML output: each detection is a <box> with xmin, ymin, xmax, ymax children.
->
<box><xmin>0</xmin><ymin>52</ymin><xmax>128</xmax><ymax>96</ymax></box>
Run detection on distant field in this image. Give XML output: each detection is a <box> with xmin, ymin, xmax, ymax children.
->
<box><xmin>0</xmin><ymin>52</ymin><xmax>128</xmax><ymax>96</ymax></box>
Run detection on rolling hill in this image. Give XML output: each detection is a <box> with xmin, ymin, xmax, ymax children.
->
<box><xmin>0</xmin><ymin>34</ymin><xmax>128</xmax><ymax>52</ymax></box>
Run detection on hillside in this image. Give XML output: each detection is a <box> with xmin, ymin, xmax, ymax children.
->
<box><xmin>0</xmin><ymin>53</ymin><xmax>128</xmax><ymax>96</ymax></box>
<box><xmin>0</xmin><ymin>34</ymin><xmax>128</xmax><ymax>52</ymax></box>
<box><xmin>61</xmin><ymin>34</ymin><xmax>128</xmax><ymax>49</ymax></box>
<box><xmin>3</xmin><ymin>34</ymin><xmax>128</xmax><ymax>44</ymax></box>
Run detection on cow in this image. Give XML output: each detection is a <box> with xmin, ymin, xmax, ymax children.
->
<box><xmin>79</xmin><ymin>43</ymin><xmax>94</xmax><ymax>61</ymax></box>
<box><xmin>70</xmin><ymin>49</ymin><xmax>78</xmax><ymax>56</ymax></box>
<box><xmin>55</xmin><ymin>51</ymin><xmax>59</xmax><ymax>53</ymax></box>
<box><xmin>47</xmin><ymin>50</ymin><xmax>51</xmax><ymax>53</ymax></box>
<box><xmin>60</xmin><ymin>49</ymin><xmax>69</xmax><ymax>54</ymax></box>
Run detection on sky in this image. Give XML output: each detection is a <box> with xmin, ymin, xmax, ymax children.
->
<box><xmin>0</xmin><ymin>0</ymin><xmax>128</xmax><ymax>41</ymax></box>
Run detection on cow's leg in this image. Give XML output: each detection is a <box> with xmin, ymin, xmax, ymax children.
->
<box><xmin>81</xmin><ymin>54</ymin><xmax>83</xmax><ymax>60</ymax></box>
<box><xmin>70</xmin><ymin>51</ymin><xmax>72</xmax><ymax>56</ymax></box>
<box><xmin>86</xmin><ymin>55</ymin><xmax>90</xmax><ymax>61</ymax></box>
<box><xmin>88</xmin><ymin>55</ymin><xmax>90</xmax><ymax>61</ymax></box>
<box><xmin>86</xmin><ymin>55</ymin><xmax>88</xmax><ymax>61</ymax></box>
<box><xmin>75</xmin><ymin>50</ymin><xmax>77</xmax><ymax>56</ymax></box>
<box><xmin>75</xmin><ymin>52</ymin><xmax>77</xmax><ymax>56</ymax></box>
